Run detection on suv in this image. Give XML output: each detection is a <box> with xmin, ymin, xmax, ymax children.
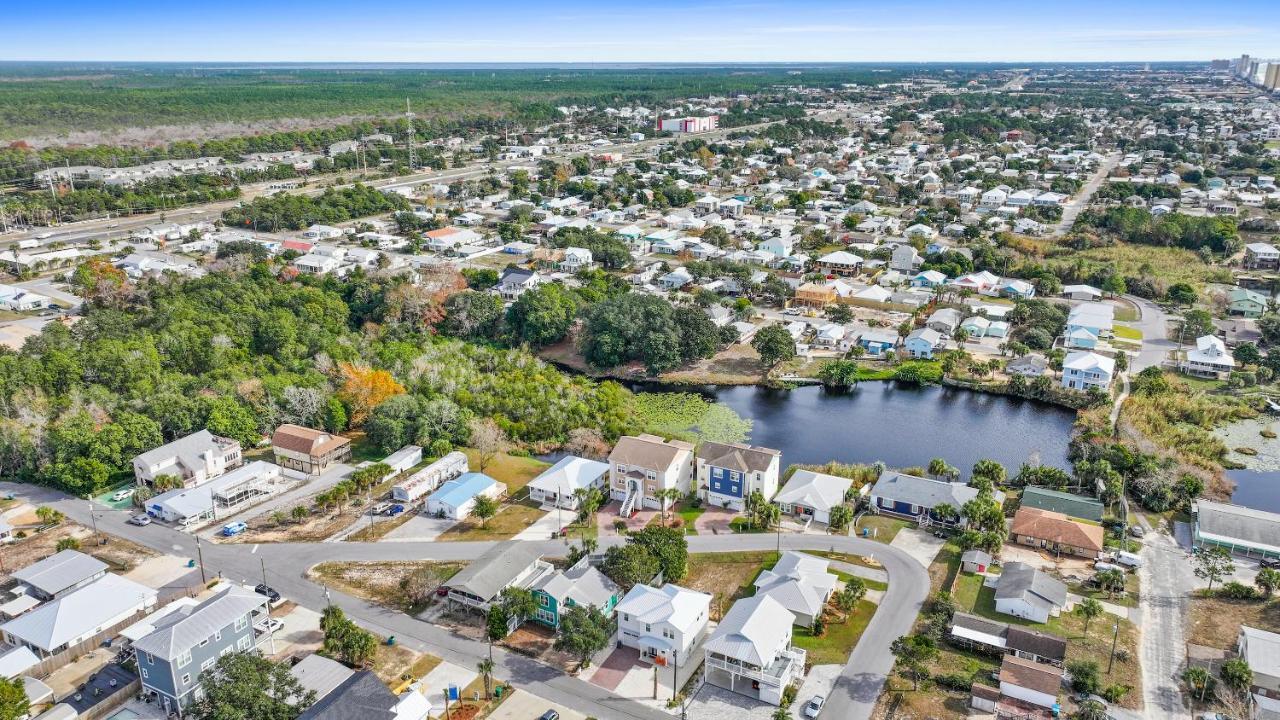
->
<box><xmin>1260</xmin><ymin>558</ymin><xmax>1280</xmax><ymax>570</ymax></box>
<box><xmin>221</xmin><ymin>521</ymin><xmax>248</xmax><ymax>537</ymax></box>
<box><xmin>128</xmin><ymin>514</ymin><xmax>152</xmax><ymax>526</ymax></box>
<box><xmin>254</xmin><ymin>584</ymin><xmax>281</xmax><ymax>603</ymax></box>
<box><xmin>539</xmin><ymin>712</ymin><xmax>560</xmax><ymax>720</ymax></box>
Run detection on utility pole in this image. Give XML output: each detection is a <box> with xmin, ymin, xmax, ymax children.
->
<box><xmin>262</xmin><ymin>558</ymin><xmax>276</xmax><ymax>654</ymax></box>
<box><xmin>195</xmin><ymin>534</ymin><xmax>207</xmax><ymax>585</ymax></box>
<box><xmin>86</xmin><ymin>497</ymin><xmax>99</xmax><ymax>544</ymax></box>
<box><xmin>1107</xmin><ymin>622</ymin><xmax>1120</xmax><ymax>674</ymax></box>
<box><xmin>405</xmin><ymin>99</ymin><xmax>417</xmax><ymax>171</ymax></box>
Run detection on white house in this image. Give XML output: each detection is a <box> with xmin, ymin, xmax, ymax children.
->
<box><xmin>1061</xmin><ymin>351</ymin><xmax>1114</xmax><ymax>392</ymax></box>
<box><xmin>425</xmin><ymin>472</ymin><xmax>505</xmax><ymax>521</ymax></box>
<box><xmin>1238</xmin><ymin>626</ymin><xmax>1280</xmax><ymax>720</ymax></box>
<box><xmin>752</xmin><ymin>551</ymin><xmax>838</xmax><ymax>627</ymax></box>
<box><xmin>558</xmin><ymin>247</ymin><xmax>594</xmax><ymax>272</ymax></box>
<box><xmin>615</xmin><ymin>584</ymin><xmax>711</xmax><ymax>668</ymax></box>
<box><xmin>695</xmin><ymin>442</ymin><xmax>781</xmax><ymax>513</ymax></box>
<box><xmin>1183</xmin><ymin>335</ymin><xmax>1235</xmax><ymax>378</ymax></box>
<box><xmin>133</xmin><ymin>430</ymin><xmax>243</xmax><ymax>487</ymax></box>
<box><xmin>773</xmin><ymin>470</ymin><xmax>852</xmax><ymax>525</ymax></box>
<box><xmin>998</xmin><ymin>655</ymin><xmax>1063</xmax><ymax>710</ymax></box>
<box><xmin>703</xmin><ymin>595</ymin><xmax>806</xmax><ymax>706</ymax></box>
<box><xmin>608</xmin><ymin>434</ymin><xmax>695</xmax><ymax>517</ymax></box>
<box><xmin>1</xmin><ymin>574</ymin><xmax>157</xmax><ymax>657</ymax></box>
<box><xmin>993</xmin><ymin>562</ymin><xmax>1068</xmax><ymax>624</ymax></box>
<box><xmin>526</xmin><ymin>455</ymin><xmax>609</xmax><ymax>510</ymax></box>
<box><xmin>145</xmin><ymin>461</ymin><xmax>283</xmax><ymax>527</ymax></box>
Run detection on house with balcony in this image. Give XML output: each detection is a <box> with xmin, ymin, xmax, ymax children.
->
<box><xmin>1061</xmin><ymin>351</ymin><xmax>1114</xmax><ymax>392</ymax></box>
<box><xmin>271</xmin><ymin>424</ymin><xmax>351</xmax><ymax>477</ymax></box>
<box><xmin>1245</xmin><ymin>243</ymin><xmax>1280</xmax><ymax>270</ymax></box>
<box><xmin>526</xmin><ymin>455</ymin><xmax>609</xmax><ymax>511</ymax></box>
<box><xmin>703</xmin><ymin>595</ymin><xmax>806</xmax><ymax>706</ymax></box>
<box><xmin>615</xmin><ymin>584</ymin><xmax>710</xmax><ymax>669</ymax></box>
<box><xmin>133</xmin><ymin>585</ymin><xmax>268</xmax><ymax>717</ymax></box>
<box><xmin>444</xmin><ymin>541</ymin><xmax>555</xmax><ymax>615</ymax></box>
<box><xmin>133</xmin><ymin>430</ymin><xmax>243</xmax><ymax>488</ymax></box>
<box><xmin>1183</xmin><ymin>335</ymin><xmax>1235</xmax><ymax>378</ymax></box>
<box><xmin>608</xmin><ymin>434</ymin><xmax>695</xmax><ymax>518</ymax></box>
<box><xmin>497</xmin><ymin>268</ymin><xmax>542</xmax><ymax>301</ymax></box>
<box><xmin>695</xmin><ymin>441</ymin><xmax>781</xmax><ymax>513</ymax></box>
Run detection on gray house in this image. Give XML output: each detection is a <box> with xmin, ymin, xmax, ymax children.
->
<box><xmin>12</xmin><ymin>550</ymin><xmax>107</xmax><ymax>601</ymax></box>
<box><xmin>133</xmin><ymin>585</ymin><xmax>268</xmax><ymax>716</ymax></box>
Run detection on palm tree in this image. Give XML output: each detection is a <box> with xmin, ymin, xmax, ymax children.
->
<box><xmin>656</xmin><ymin>487</ymin><xmax>683</xmax><ymax>525</ymax></box>
<box><xmin>1076</xmin><ymin>598</ymin><xmax>1103</xmax><ymax>638</ymax></box>
<box><xmin>477</xmin><ymin>658</ymin><xmax>495</xmax><ymax>700</ymax></box>
<box><xmin>1182</xmin><ymin>666</ymin><xmax>1212</xmax><ymax>704</ymax></box>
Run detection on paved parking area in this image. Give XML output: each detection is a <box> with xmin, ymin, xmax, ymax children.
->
<box><xmin>418</xmin><ymin>660</ymin><xmax>478</xmax><ymax>715</ymax></box>
<box><xmin>512</xmin><ymin>509</ymin><xmax>561</xmax><ymax>541</ymax></box>
<box><xmin>125</xmin><ymin>555</ymin><xmax>198</xmax><ymax>591</ymax></box>
<box><xmin>888</xmin><ymin>527</ymin><xmax>947</xmax><ymax>568</ymax></box>
<box><xmin>683</xmin><ymin>682</ymin><xmax>777</xmax><ymax>720</ymax></box>
<box><xmin>382</xmin><ymin>513</ymin><xmax>457</xmax><ymax>542</ymax></box>
<box><xmin>486</xmin><ymin>688</ymin><xmax>586</xmax><ymax>720</ymax></box>
<box><xmin>790</xmin><ymin>664</ymin><xmax>842</xmax><ymax>720</ymax></box>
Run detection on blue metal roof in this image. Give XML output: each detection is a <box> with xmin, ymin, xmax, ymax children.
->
<box><xmin>428</xmin><ymin>472</ymin><xmax>496</xmax><ymax>508</ymax></box>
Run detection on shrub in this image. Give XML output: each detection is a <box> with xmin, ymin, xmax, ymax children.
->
<box><xmin>934</xmin><ymin>673</ymin><xmax>973</xmax><ymax>691</ymax></box>
<box><xmin>1101</xmin><ymin>684</ymin><xmax>1131</xmax><ymax>703</ymax></box>
<box><xmin>1218</xmin><ymin>581</ymin><xmax>1259</xmax><ymax>600</ymax></box>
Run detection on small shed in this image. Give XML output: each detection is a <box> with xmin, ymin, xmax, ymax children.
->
<box><xmin>962</xmin><ymin>549</ymin><xmax>993</xmax><ymax>574</ymax></box>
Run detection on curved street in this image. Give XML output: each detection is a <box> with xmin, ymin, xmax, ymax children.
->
<box><xmin>22</xmin><ymin>484</ymin><xmax>931</xmax><ymax>720</ymax></box>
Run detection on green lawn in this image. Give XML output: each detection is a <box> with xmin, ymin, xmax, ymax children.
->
<box><xmin>851</xmin><ymin>514</ymin><xmax>910</xmax><ymax>543</ymax></box>
<box><xmin>436</xmin><ymin>501</ymin><xmax>547</xmax><ymax>542</ymax></box>
<box><xmin>729</xmin><ymin>516</ymin><xmax>768</xmax><ymax>533</ymax></box>
<box><xmin>1112</xmin><ymin>325</ymin><xmax>1142</xmax><ymax>341</ymax></box>
<box><xmin>833</xmin><ymin>569</ymin><xmax>888</xmax><ymax>592</ymax></box>
<box><xmin>792</xmin><ymin>599</ymin><xmax>877</xmax><ymax>664</ymax></box>
<box><xmin>464</xmin><ymin>451</ymin><xmax>550</xmax><ymax>496</ymax></box>
<box><xmin>952</xmin><ymin>571</ymin><xmax>986</xmax><ymax>611</ymax></box>
<box><xmin>1113</xmin><ymin>304</ymin><xmax>1139</xmax><ymax>322</ymax></box>
<box><xmin>677</xmin><ymin>505</ymin><xmax>705</xmax><ymax>535</ymax></box>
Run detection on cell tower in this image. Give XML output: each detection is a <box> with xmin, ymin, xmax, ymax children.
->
<box><xmin>405</xmin><ymin>98</ymin><xmax>416</xmax><ymax>170</ymax></box>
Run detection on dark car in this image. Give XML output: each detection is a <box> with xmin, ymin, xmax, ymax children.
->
<box><xmin>254</xmin><ymin>583</ymin><xmax>281</xmax><ymax>602</ymax></box>
<box><xmin>1261</xmin><ymin>558</ymin><xmax>1280</xmax><ymax>570</ymax></box>
<box><xmin>539</xmin><ymin>711</ymin><xmax>559</xmax><ymax>720</ymax></box>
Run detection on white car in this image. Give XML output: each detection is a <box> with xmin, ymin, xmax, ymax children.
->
<box><xmin>112</xmin><ymin>489</ymin><xmax>135</xmax><ymax>502</ymax></box>
<box><xmin>256</xmin><ymin>618</ymin><xmax>284</xmax><ymax>634</ymax></box>
<box><xmin>804</xmin><ymin>695</ymin><xmax>825</xmax><ymax>718</ymax></box>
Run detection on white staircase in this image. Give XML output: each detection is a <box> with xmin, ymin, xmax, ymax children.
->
<box><xmin>620</xmin><ymin>485</ymin><xmax>639</xmax><ymax>517</ymax></box>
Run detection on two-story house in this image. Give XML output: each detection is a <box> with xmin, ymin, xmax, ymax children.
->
<box><xmin>133</xmin><ymin>585</ymin><xmax>268</xmax><ymax>716</ymax></box>
<box><xmin>271</xmin><ymin>424</ymin><xmax>351</xmax><ymax>477</ymax></box>
<box><xmin>497</xmin><ymin>268</ymin><xmax>542</xmax><ymax>301</ymax></box>
<box><xmin>615</xmin><ymin>584</ymin><xmax>710</xmax><ymax>669</ymax></box>
<box><xmin>695</xmin><ymin>441</ymin><xmax>781</xmax><ymax>513</ymax></box>
<box><xmin>1061</xmin><ymin>351</ymin><xmax>1114</xmax><ymax>392</ymax></box>
<box><xmin>443</xmin><ymin>541</ymin><xmax>555</xmax><ymax>616</ymax></box>
<box><xmin>133</xmin><ymin>430</ymin><xmax>243</xmax><ymax>488</ymax></box>
<box><xmin>1183</xmin><ymin>335</ymin><xmax>1235</xmax><ymax>378</ymax></box>
<box><xmin>530</xmin><ymin>556</ymin><xmax>622</xmax><ymax>631</ymax></box>
<box><xmin>608</xmin><ymin>435</ymin><xmax>695</xmax><ymax>518</ymax></box>
<box><xmin>1245</xmin><ymin>243</ymin><xmax>1280</xmax><ymax>270</ymax></box>
<box><xmin>703</xmin><ymin>595</ymin><xmax>806</xmax><ymax>706</ymax></box>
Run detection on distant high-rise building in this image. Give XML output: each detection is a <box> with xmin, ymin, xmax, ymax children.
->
<box><xmin>1211</xmin><ymin>59</ymin><xmax>1231</xmax><ymax>70</ymax></box>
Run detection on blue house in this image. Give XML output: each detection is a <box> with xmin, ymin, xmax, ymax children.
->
<box><xmin>868</xmin><ymin>470</ymin><xmax>1004</xmax><ymax>527</ymax></box>
<box><xmin>1064</xmin><ymin>327</ymin><xmax>1099</xmax><ymax>349</ymax></box>
<box><xmin>695</xmin><ymin>441</ymin><xmax>781</xmax><ymax>512</ymax></box>
<box><xmin>910</xmin><ymin>270</ymin><xmax>948</xmax><ymax>289</ymax></box>
<box><xmin>904</xmin><ymin>328</ymin><xmax>943</xmax><ymax>359</ymax></box>
<box><xmin>530</xmin><ymin>557</ymin><xmax>622</xmax><ymax>631</ymax></box>
<box><xmin>133</xmin><ymin>585</ymin><xmax>268</xmax><ymax>716</ymax></box>
<box><xmin>858</xmin><ymin>329</ymin><xmax>899</xmax><ymax>356</ymax></box>
<box><xmin>426</xmin><ymin>472</ymin><xmax>504</xmax><ymax>520</ymax></box>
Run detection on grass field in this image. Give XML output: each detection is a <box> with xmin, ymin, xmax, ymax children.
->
<box><xmin>1188</xmin><ymin>595</ymin><xmax>1280</xmax><ymax>649</ymax></box>
<box><xmin>851</xmin><ymin>514</ymin><xmax>910</xmax><ymax>543</ymax></box>
<box><xmin>792</xmin><ymin>598</ymin><xmax>877</xmax><ymax>665</ymax></box>
<box><xmin>309</xmin><ymin>560</ymin><xmax>465</xmax><ymax>612</ymax></box>
<box><xmin>463</xmin><ymin>450</ymin><xmax>550</xmax><ymax>496</ymax></box>
<box><xmin>1049</xmin><ymin>243</ymin><xmax>1232</xmax><ymax>289</ymax></box>
<box><xmin>683</xmin><ymin>551</ymin><xmax>779</xmax><ymax>620</ymax></box>
<box><xmin>1112</xmin><ymin>325</ymin><xmax>1142</xmax><ymax>341</ymax></box>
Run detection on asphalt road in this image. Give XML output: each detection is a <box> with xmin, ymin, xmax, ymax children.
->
<box><xmin>1138</xmin><ymin>528</ymin><xmax>1193</xmax><ymax>720</ymax></box>
<box><xmin>8</xmin><ymin>481</ymin><xmax>928</xmax><ymax>720</ymax></box>
<box><xmin>1054</xmin><ymin>152</ymin><xmax>1122</xmax><ymax>237</ymax></box>
<box><xmin>1124</xmin><ymin>294</ymin><xmax>1178</xmax><ymax>371</ymax></box>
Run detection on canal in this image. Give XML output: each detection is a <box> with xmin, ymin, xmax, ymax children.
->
<box><xmin>636</xmin><ymin>381</ymin><xmax>1078</xmax><ymax>474</ymax></box>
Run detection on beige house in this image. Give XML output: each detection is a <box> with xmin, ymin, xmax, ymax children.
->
<box><xmin>1010</xmin><ymin>507</ymin><xmax>1104</xmax><ymax>559</ymax></box>
<box><xmin>608</xmin><ymin>434</ymin><xmax>694</xmax><ymax>517</ymax></box>
<box><xmin>271</xmin><ymin>424</ymin><xmax>351</xmax><ymax>476</ymax></box>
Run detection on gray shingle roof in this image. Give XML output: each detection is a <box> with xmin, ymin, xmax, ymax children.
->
<box><xmin>695</xmin><ymin>442</ymin><xmax>780</xmax><ymax>474</ymax></box>
<box><xmin>995</xmin><ymin>562</ymin><xmax>1068</xmax><ymax>608</ymax></box>
<box><xmin>448</xmin><ymin>541</ymin><xmax>544</xmax><ymax>602</ymax></box>
<box><xmin>297</xmin><ymin>670</ymin><xmax>396</xmax><ymax>720</ymax></box>
<box><xmin>871</xmin><ymin>471</ymin><xmax>1001</xmax><ymax>511</ymax></box>
<box><xmin>133</xmin><ymin>585</ymin><xmax>266</xmax><ymax>660</ymax></box>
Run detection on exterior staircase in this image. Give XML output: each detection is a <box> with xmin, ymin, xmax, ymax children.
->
<box><xmin>620</xmin><ymin>485</ymin><xmax>639</xmax><ymax>518</ymax></box>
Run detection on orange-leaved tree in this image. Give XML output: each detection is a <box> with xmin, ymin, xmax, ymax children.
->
<box><xmin>337</xmin><ymin>362</ymin><xmax>405</xmax><ymax>426</ymax></box>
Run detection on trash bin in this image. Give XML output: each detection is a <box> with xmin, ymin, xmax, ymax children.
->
<box><xmin>386</xmin><ymin>636</ymin><xmax>396</xmax><ymax>646</ymax></box>
<box><xmin>494</xmin><ymin>686</ymin><xmax>504</xmax><ymax>698</ymax></box>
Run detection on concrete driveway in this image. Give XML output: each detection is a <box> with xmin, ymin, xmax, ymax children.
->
<box><xmin>888</xmin><ymin>527</ymin><xmax>946</xmax><ymax>568</ymax></box>
<box><xmin>791</xmin><ymin>664</ymin><xmax>842</xmax><ymax>720</ymax></box>
<box><xmin>683</xmin><ymin>682</ymin><xmax>778</xmax><ymax>720</ymax></box>
<box><xmin>512</xmin><ymin>509</ymin><xmax>560</xmax><ymax>541</ymax></box>
<box><xmin>418</xmin><ymin>660</ymin><xmax>479</xmax><ymax>715</ymax></box>
<box><xmin>486</xmin><ymin>688</ymin><xmax>586</xmax><ymax>720</ymax></box>
<box><xmin>382</xmin><ymin>513</ymin><xmax>457</xmax><ymax>542</ymax></box>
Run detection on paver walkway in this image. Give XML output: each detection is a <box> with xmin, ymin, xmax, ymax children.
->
<box><xmin>587</xmin><ymin>646</ymin><xmax>640</xmax><ymax>692</ymax></box>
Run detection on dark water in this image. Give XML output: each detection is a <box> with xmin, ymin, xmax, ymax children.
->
<box><xmin>634</xmin><ymin>382</ymin><xmax>1077</xmax><ymax>474</ymax></box>
<box><xmin>1226</xmin><ymin>470</ymin><xmax>1280</xmax><ymax>513</ymax></box>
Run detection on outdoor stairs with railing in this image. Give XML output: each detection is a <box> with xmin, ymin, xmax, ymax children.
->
<box><xmin>620</xmin><ymin>485</ymin><xmax>639</xmax><ymax>518</ymax></box>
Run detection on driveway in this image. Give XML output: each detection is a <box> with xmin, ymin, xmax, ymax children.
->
<box><xmin>382</xmin><ymin>513</ymin><xmax>457</xmax><ymax>542</ymax></box>
<box><xmin>1124</xmin><ymin>294</ymin><xmax>1178</xmax><ymax>372</ymax></box>
<box><xmin>1138</xmin><ymin>524</ymin><xmax>1193</xmax><ymax>720</ymax></box>
<box><xmin>418</xmin><ymin>660</ymin><xmax>479</xmax><ymax>716</ymax></box>
<box><xmin>487</xmin><ymin>688</ymin><xmax>587</xmax><ymax>720</ymax></box>
<box><xmin>512</xmin><ymin>509</ymin><xmax>561</xmax><ymax>541</ymax></box>
<box><xmin>791</xmin><ymin>664</ymin><xmax>842</xmax><ymax>720</ymax></box>
<box><xmin>694</xmin><ymin>506</ymin><xmax>736</xmax><ymax>535</ymax></box>
<box><xmin>888</xmin><ymin>528</ymin><xmax>946</xmax><ymax>568</ymax></box>
<box><xmin>682</xmin><ymin>682</ymin><xmax>778</xmax><ymax>720</ymax></box>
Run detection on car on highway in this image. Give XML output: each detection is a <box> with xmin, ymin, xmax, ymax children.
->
<box><xmin>254</xmin><ymin>583</ymin><xmax>281</xmax><ymax>602</ymax></box>
<box><xmin>128</xmin><ymin>514</ymin><xmax>152</xmax><ymax>526</ymax></box>
<box><xmin>221</xmin><ymin>521</ymin><xmax>248</xmax><ymax>537</ymax></box>
<box><xmin>803</xmin><ymin>695</ymin><xmax>825</xmax><ymax>718</ymax></box>
<box><xmin>111</xmin><ymin>488</ymin><xmax>134</xmax><ymax>502</ymax></box>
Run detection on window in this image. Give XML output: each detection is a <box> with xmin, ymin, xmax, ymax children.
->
<box><xmin>193</xmin><ymin>686</ymin><xmax>205</xmax><ymax>702</ymax></box>
<box><xmin>220</xmin><ymin>647</ymin><xmax>233</xmax><ymax>658</ymax></box>
<box><xmin>140</xmin><ymin>668</ymin><xmax>149</xmax><ymax>679</ymax></box>
<box><xmin>201</xmin><ymin>658</ymin><xmax>215</xmax><ymax>672</ymax></box>
<box><xmin>199</xmin><ymin>638</ymin><xmax>209</xmax><ymax>647</ymax></box>
<box><xmin>181</xmin><ymin>674</ymin><xmax>191</xmax><ymax>686</ymax></box>
<box><xmin>144</xmin><ymin>652</ymin><xmax>155</xmax><ymax>665</ymax></box>
<box><xmin>234</xmin><ymin>615</ymin><xmax>248</xmax><ymax>632</ymax></box>
<box><xmin>177</xmin><ymin>650</ymin><xmax>192</xmax><ymax>668</ymax></box>
<box><xmin>214</xmin><ymin>631</ymin><xmax>221</xmax><ymax>642</ymax></box>
<box><xmin>238</xmin><ymin>636</ymin><xmax>251</xmax><ymax>651</ymax></box>
<box><xmin>539</xmin><ymin>595</ymin><xmax>550</xmax><ymax>608</ymax></box>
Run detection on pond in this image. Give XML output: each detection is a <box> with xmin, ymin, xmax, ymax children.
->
<box><xmin>1225</xmin><ymin>470</ymin><xmax>1280</xmax><ymax>514</ymax></box>
<box><xmin>632</xmin><ymin>381</ymin><xmax>1078</xmax><ymax>474</ymax></box>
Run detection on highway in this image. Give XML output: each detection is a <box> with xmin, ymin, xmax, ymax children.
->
<box><xmin>6</xmin><ymin>479</ymin><xmax>928</xmax><ymax>720</ymax></box>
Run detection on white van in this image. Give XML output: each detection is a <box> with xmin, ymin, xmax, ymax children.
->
<box><xmin>1116</xmin><ymin>551</ymin><xmax>1144</xmax><ymax>569</ymax></box>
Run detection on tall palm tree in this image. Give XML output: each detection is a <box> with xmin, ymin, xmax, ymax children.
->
<box><xmin>656</xmin><ymin>487</ymin><xmax>683</xmax><ymax>525</ymax></box>
<box><xmin>477</xmin><ymin>658</ymin><xmax>495</xmax><ymax>700</ymax></box>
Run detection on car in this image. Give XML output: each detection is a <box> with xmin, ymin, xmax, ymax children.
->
<box><xmin>1260</xmin><ymin>558</ymin><xmax>1280</xmax><ymax>570</ymax></box>
<box><xmin>803</xmin><ymin>695</ymin><xmax>825</xmax><ymax>718</ymax></box>
<box><xmin>128</xmin><ymin>514</ymin><xmax>152</xmax><ymax>526</ymax></box>
<box><xmin>254</xmin><ymin>583</ymin><xmax>281</xmax><ymax>602</ymax></box>
<box><xmin>221</xmin><ymin>521</ymin><xmax>248</xmax><ymax>537</ymax></box>
<box><xmin>538</xmin><ymin>711</ymin><xmax>559</xmax><ymax>720</ymax></box>
<box><xmin>111</xmin><ymin>488</ymin><xmax>135</xmax><ymax>502</ymax></box>
<box><xmin>386</xmin><ymin>504</ymin><xmax>405</xmax><ymax>516</ymax></box>
<box><xmin>1128</xmin><ymin>525</ymin><xmax>1145</xmax><ymax>538</ymax></box>
<box><xmin>255</xmin><ymin>618</ymin><xmax>284</xmax><ymax>633</ymax></box>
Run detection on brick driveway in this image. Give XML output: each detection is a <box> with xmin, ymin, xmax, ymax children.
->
<box><xmin>694</xmin><ymin>506</ymin><xmax>736</xmax><ymax>535</ymax></box>
<box><xmin>587</xmin><ymin>646</ymin><xmax>639</xmax><ymax>691</ymax></box>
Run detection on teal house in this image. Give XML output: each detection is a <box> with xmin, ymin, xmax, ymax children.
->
<box><xmin>530</xmin><ymin>558</ymin><xmax>621</xmax><ymax>631</ymax></box>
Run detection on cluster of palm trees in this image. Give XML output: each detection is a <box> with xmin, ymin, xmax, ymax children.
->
<box><xmin>312</xmin><ymin>462</ymin><xmax>390</xmax><ymax>515</ymax></box>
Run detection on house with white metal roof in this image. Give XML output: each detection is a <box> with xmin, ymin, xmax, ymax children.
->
<box><xmin>526</xmin><ymin>455</ymin><xmax>609</xmax><ymax>511</ymax></box>
<box><xmin>752</xmin><ymin>552</ymin><xmax>838</xmax><ymax>627</ymax></box>
<box><xmin>703</xmin><ymin>594</ymin><xmax>805</xmax><ymax>706</ymax></box>
<box><xmin>615</xmin><ymin>584</ymin><xmax>710</xmax><ymax>668</ymax></box>
<box><xmin>1</xmin><ymin>574</ymin><xmax>157</xmax><ymax>657</ymax></box>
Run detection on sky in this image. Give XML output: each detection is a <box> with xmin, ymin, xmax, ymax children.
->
<box><xmin>6</xmin><ymin>0</ymin><xmax>1279</xmax><ymax>63</ymax></box>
